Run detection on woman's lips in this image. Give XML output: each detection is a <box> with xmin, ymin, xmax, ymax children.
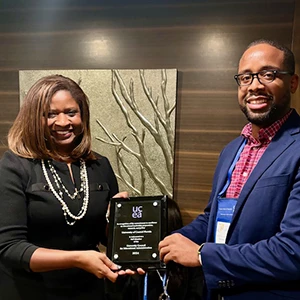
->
<box><xmin>52</xmin><ymin>130</ymin><xmax>72</xmax><ymax>139</ymax></box>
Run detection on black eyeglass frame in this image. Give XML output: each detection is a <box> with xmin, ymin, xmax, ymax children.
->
<box><xmin>234</xmin><ymin>70</ymin><xmax>294</xmax><ymax>86</ymax></box>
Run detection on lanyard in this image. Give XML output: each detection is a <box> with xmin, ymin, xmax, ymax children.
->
<box><xmin>143</xmin><ymin>271</ymin><xmax>169</xmax><ymax>300</ymax></box>
<box><xmin>214</xmin><ymin>138</ymin><xmax>247</xmax><ymax>244</ymax></box>
<box><xmin>143</xmin><ymin>272</ymin><xmax>148</xmax><ymax>300</ymax></box>
<box><xmin>218</xmin><ymin>139</ymin><xmax>247</xmax><ymax>197</ymax></box>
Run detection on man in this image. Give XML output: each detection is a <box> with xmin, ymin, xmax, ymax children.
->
<box><xmin>159</xmin><ymin>39</ymin><xmax>300</xmax><ymax>299</ymax></box>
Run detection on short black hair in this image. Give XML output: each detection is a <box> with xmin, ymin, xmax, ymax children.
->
<box><xmin>246</xmin><ymin>39</ymin><xmax>295</xmax><ymax>74</ymax></box>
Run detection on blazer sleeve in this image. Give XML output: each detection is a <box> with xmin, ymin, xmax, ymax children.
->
<box><xmin>201</xmin><ymin>162</ymin><xmax>300</xmax><ymax>290</ymax></box>
<box><xmin>176</xmin><ymin>208</ymin><xmax>210</xmax><ymax>245</ymax></box>
<box><xmin>0</xmin><ymin>151</ymin><xmax>38</xmax><ymax>271</ymax></box>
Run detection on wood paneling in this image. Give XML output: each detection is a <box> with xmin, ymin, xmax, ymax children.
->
<box><xmin>292</xmin><ymin>0</ymin><xmax>300</xmax><ymax>112</ymax></box>
<box><xmin>0</xmin><ymin>0</ymin><xmax>298</xmax><ymax>224</ymax></box>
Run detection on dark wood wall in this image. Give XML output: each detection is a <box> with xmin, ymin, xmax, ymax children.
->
<box><xmin>0</xmin><ymin>0</ymin><xmax>299</xmax><ymax>224</ymax></box>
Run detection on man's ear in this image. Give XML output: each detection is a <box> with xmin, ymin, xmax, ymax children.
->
<box><xmin>290</xmin><ymin>74</ymin><xmax>299</xmax><ymax>94</ymax></box>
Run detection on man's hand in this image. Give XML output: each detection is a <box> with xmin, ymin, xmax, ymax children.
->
<box><xmin>159</xmin><ymin>233</ymin><xmax>201</xmax><ymax>267</ymax></box>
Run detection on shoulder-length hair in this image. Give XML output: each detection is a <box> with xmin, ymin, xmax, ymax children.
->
<box><xmin>8</xmin><ymin>74</ymin><xmax>96</xmax><ymax>161</ymax></box>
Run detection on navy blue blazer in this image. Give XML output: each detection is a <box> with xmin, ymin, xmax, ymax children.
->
<box><xmin>178</xmin><ymin>109</ymin><xmax>300</xmax><ymax>300</ymax></box>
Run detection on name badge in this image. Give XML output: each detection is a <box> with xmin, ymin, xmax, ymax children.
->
<box><xmin>215</xmin><ymin>198</ymin><xmax>237</xmax><ymax>244</ymax></box>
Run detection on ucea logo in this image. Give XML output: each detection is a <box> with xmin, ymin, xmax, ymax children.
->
<box><xmin>132</xmin><ymin>206</ymin><xmax>143</xmax><ymax>218</ymax></box>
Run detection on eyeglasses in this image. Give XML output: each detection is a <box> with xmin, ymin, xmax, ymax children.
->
<box><xmin>234</xmin><ymin>70</ymin><xmax>293</xmax><ymax>86</ymax></box>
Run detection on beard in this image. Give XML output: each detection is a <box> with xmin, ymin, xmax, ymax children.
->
<box><xmin>240</xmin><ymin>91</ymin><xmax>291</xmax><ymax>127</ymax></box>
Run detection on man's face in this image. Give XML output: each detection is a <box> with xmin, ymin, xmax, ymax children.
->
<box><xmin>237</xmin><ymin>43</ymin><xmax>296</xmax><ymax>127</ymax></box>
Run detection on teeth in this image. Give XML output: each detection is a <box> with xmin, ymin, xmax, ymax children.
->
<box><xmin>249</xmin><ymin>100</ymin><xmax>267</xmax><ymax>104</ymax></box>
<box><xmin>56</xmin><ymin>131</ymin><xmax>69</xmax><ymax>134</ymax></box>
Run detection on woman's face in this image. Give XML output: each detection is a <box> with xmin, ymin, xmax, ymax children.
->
<box><xmin>47</xmin><ymin>90</ymin><xmax>82</xmax><ymax>155</ymax></box>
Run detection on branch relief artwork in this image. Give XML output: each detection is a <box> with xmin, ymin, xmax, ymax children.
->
<box><xmin>19</xmin><ymin>69</ymin><xmax>177</xmax><ymax>198</ymax></box>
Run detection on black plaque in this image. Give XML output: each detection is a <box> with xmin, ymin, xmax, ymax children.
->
<box><xmin>107</xmin><ymin>195</ymin><xmax>168</xmax><ymax>270</ymax></box>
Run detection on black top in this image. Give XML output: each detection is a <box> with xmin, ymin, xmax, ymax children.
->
<box><xmin>0</xmin><ymin>150</ymin><xmax>118</xmax><ymax>299</ymax></box>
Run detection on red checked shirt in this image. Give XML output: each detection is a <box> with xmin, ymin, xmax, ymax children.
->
<box><xmin>226</xmin><ymin>109</ymin><xmax>292</xmax><ymax>198</ymax></box>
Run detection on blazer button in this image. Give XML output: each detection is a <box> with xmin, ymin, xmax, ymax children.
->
<box><xmin>98</xmin><ymin>184</ymin><xmax>102</xmax><ymax>190</ymax></box>
<box><xmin>44</xmin><ymin>184</ymin><xmax>50</xmax><ymax>191</ymax></box>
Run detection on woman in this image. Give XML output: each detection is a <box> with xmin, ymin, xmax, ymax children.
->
<box><xmin>0</xmin><ymin>74</ymin><xmax>127</xmax><ymax>299</ymax></box>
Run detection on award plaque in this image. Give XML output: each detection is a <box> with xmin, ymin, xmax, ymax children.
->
<box><xmin>107</xmin><ymin>195</ymin><xmax>168</xmax><ymax>270</ymax></box>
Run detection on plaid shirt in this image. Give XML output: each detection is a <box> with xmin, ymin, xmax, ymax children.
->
<box><xmin>226</xmin><ymin>109</ymin><xmax>292</xmax><ymax>198</ymax></box>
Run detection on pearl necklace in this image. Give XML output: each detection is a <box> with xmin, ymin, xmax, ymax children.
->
<box><xmin>48</xmin><ymin>160</ymin><xmax>85</xmax><ymax>200</ymax></box>
<box><xmin>41</xmin><ymin>159</ymin><xmax>89</xmax><ymax>226</ymax></box>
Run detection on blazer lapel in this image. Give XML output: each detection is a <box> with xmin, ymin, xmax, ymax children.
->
<box><xmin>228</xmin><ymin>110</ymin><xmax>300</xmax><ymax>233</ymax></box>
<box><xmin>206</xmin><ymin>137</ymin><xmax>246</xmax><ymax>242</ymax></box>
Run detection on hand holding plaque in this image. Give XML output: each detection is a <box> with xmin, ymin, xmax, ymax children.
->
<box><xmin>107</xmin><ymin>195</ymin><xmax>168</xmax><ymax>270</ymax></box>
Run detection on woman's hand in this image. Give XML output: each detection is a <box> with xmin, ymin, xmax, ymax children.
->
<box><xmin>112</xmin><ymin>191</ymin><xmax>129</xmax><ymax>199</ymax></box>
<box><xmin>106</xmin><ymin>191</ymin><xmax>129</xmax><ymax>224</ymax></box>
<box><xmin>30</xmin><ymin>248</ymin><xmax>121</xmax><ymax>282</ymax></box>
<box><xmin>75</xmin><ymin>250</ymin><xmax>145</xmax><ymax>279</ymax></box>
<box><xmin>118</xmin><ymin>267</ymin><xmax>145</xmax><ymax>276</ymax></box>
<box><xmin>75</xmin><ymin>250</ymin><xmax>121</xmax><ymax>282</ymax></box>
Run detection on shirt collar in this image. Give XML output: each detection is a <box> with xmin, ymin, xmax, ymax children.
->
<box><xmin>241</xmin><ymin>109</ymin><xmax>293</xmax><ymax>145</ymax></box>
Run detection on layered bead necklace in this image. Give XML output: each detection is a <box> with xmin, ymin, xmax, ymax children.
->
<box><xmin>41</xmin><ymin>159</ymin><xmax>89</xmax><ymax>226</ymax></box>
